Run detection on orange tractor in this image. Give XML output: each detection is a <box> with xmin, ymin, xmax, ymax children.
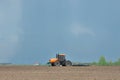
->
<box><xmin>49</xmin><ymin>54</ymin><xmax>72</xmax><ymax>66</ymax></box>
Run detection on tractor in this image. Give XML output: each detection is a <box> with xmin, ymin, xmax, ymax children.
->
<box><xmin>49</xmin><ymin>54</ymin><xmax>72</xmax><ymax>66</ymax></box>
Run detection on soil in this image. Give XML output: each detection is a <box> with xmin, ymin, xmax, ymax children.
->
<box><xmin>0</xmin><ymin>66</ymin><xmax>120</xmax><ymax>80</ymax></box>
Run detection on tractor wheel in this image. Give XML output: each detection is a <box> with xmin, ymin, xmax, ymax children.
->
<box><xmin>65</xmin><ymin>60</ymin><xmax>72</xmax><ymax>66</ymax></box>
<box><xmin>53</xmin><ymin>61</ymin><xmax>60</xmax><ymax>66</ymax></box>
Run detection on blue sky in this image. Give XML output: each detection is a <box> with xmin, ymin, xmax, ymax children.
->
<box><xmin>0</xmin><ymin>0</ymin><xmax>120</xmax><ymax>64</ymax></box>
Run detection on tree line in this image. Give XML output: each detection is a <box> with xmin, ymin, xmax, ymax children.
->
<box><xmin>92</xmin><ymin>56</ymin><xmax>120</xmax><ymax>66</ymax></box>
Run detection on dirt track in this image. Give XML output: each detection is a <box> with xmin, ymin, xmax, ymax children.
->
<box><xmin>0</xmin><ymin>66</ymin><xmax>120</xmax><ymax>80</ymax></box>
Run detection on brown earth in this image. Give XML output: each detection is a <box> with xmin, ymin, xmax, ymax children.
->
<box><xmin>0</xmin><ymin>66</ymin><xmax>120</xmax><ymax>80</ymax></box>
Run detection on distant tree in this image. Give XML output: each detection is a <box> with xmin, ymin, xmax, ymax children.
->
<box><xmin>117</xmin><ymin>58</ymin><xmax>120</xmax><ymax>63</ymax></box>
<box><xmin>108</xmin><ymin>60</ymin><xmax>113</xmax><ymax>66</ymax></box>
<box><xmin>114</xmin><ymin>58</ymin><xmax>120</xmax><ymax>65</ymax></box>
<box><xmin>98</xmin><ymin>56</ymin><xmax>107</xmax><ymax>66</ymax></box>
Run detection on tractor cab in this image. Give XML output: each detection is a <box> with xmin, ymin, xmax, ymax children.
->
<box><xmin>56</xmin><ymin>54</ymin><xmax>66</xmax><ymax>62</ymax></box>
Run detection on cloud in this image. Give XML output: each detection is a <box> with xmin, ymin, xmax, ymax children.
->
<box><xmin>70</xmin><ymin>23</ymin><xmax>96</xmax><ymax>37</ymax></box>
<box><xmin>0</xmin><ymin>0</ymin><xmax>23</xmax><ymax>62</ymax></box>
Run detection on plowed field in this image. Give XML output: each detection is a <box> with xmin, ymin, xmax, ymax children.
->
<box><xmin>0</xmin><ymin>66</ymin><xmax>120</xmax><ymax>80</ymax></box>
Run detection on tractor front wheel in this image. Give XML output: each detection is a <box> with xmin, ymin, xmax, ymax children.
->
<box><xmin>53</xmin><ymin>61</ymin><xmax>60</xmax><ymax>66</ymax></box>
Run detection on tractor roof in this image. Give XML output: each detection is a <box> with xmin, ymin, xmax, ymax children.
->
<box><xmin>58</xmin><ymin>54</ymin><xmax>65</xmax><ymax>56</ymax></box>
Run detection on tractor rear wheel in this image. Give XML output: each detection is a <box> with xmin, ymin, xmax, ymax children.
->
<box><xmin>65</xmin><ymin>60</ymin><xmax>72</xmax><ymax>66</ymax></box>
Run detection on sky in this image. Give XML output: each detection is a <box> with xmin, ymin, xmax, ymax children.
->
<box><xmin>0</xmin><ymin>0</ymin><xmax>120</xmax><ymax>64</ymax></box>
